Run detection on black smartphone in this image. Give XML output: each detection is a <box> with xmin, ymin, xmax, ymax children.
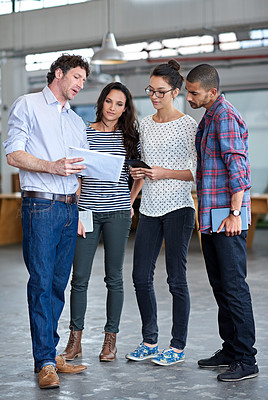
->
<box><xmin>126</xmin><ymin>159</ymin><xmax>151</xmax><ymax>169</ymax></box>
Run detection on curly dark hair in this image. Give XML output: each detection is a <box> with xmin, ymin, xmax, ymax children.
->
<box><xmin>95</xmin><ymin>82</ymin><xmax>139</xmax><ymax>159</ymax></box>
<box><xmin>46</xmin><ymin>54</ymin><xmax>90</xmax><ymax>85</ymax></box>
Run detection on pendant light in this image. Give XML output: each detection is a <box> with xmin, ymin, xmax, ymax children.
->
<box><xmin>91</xmin><ymin>0</ymin><xmax>127</xmax><ymax>65</ymax></box>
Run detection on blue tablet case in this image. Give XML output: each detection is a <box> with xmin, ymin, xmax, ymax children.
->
<box><xmin>211</xmin><ymin>206</ymin><xmax>248</xmax><ymax>232</ymax></box>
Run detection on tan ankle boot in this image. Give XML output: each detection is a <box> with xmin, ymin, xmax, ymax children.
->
<box><xmin>62</xmin><ymin>330</ymin><xmax>82</xmax><ymax>361</ymax></box>
<box><xmin>99</xmin><ymin>332</ymin><xmax>117</xmax><ymax>362</ymax></box>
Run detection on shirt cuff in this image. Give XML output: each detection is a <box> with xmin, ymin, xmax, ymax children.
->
<box><xmin>229</xmin><ymin>180</ymin><xmax>251</xmax><ymax>196</ymax></box>
<box><xmin>3</xmin><ymin>141</ymin><xmax>26</xmax><ymax>155</ymax></box>
<box><xmin>189</xmin><ymin>167</ymin><xmax>196</xmax><ymax>183</ymax></box>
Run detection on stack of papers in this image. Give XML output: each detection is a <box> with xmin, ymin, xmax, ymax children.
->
<box><xmin>69</xmin><ymin>146</ymin><xmax>125</xmax><ymax>182</ymax></box>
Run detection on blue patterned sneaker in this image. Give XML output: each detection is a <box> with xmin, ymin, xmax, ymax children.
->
<box><xmin>151</xmin><ymin>348</ymin><xmax>185</xmax><ymax>366</ymax></box>
<box><xmin>125</xmin><ymin>343</ymin><xmax>159</xmax><ymax>361</ymax></box>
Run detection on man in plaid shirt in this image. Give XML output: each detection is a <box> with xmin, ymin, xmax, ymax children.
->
<box><xmin>186</xmin><ymin>64</ymin><xmax>258</xmax><ymax>382</ymax></box>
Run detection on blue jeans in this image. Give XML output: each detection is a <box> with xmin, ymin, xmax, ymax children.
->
<box><xmin>70</xmin><ymin>210</ymin><xmax>131</xmax><ymax>333</ymax></box>
<box><xmin>201</xmin><ymin>232</ymin><xmax>257</xmax><ymax>365</ymax></box>
<box><xmin>21</xmin><ymin>197</ymin><xmax>78</xmax><ymax>372</ymax></box>
<box><xmin>133</xmin><ymin>208</ymin><xmax>195</xmax><ymax>350</ymax></box>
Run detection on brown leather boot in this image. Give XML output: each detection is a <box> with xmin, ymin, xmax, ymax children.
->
<box><xmin>99</xmin><ymin>332</ymin><xmax>117</xmax><ymax>362</ymax></box>
<box><xmin>62</xmin><ymin>330</ymin><xmax>82</xmax><ymax>361</ymax></box>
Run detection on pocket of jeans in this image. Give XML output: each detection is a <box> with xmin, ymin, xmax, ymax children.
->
<box><xmin>121</xmin><ymin>210</ymin><xmax>131</xmax><ymax>219</ymax></box>
<box><xmin>31</xmin><ymin>200</ymin><xmax>53</xmax><ymax>214</ymax></box>
<box><xmin>183</xmin><ymin>207</ymin><xmax>195</xmax><ymax>229</ymax></box>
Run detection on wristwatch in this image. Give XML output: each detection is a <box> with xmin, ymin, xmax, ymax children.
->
<box><xmin>230</xmin><ymin>209</ymin><xmax>241</xmax><ymax>217</ymax></box>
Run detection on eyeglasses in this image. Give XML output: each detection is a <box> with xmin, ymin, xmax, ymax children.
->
<box><xmin>145</xmin><ymin>86</ymin><xmax>173</xmax><ymax>98</ymax></box>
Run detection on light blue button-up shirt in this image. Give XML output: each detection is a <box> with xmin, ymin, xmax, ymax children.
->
<box><xmin>3</xmin><ymin>86</ymin><xmax>88</xmax><ymax>194</ymax></box>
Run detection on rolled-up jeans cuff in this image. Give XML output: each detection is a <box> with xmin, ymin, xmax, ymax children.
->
<box><xmin>40</xmin><ymin>361</ymin><xmax>56</xmax><ymax>370</ymax></box>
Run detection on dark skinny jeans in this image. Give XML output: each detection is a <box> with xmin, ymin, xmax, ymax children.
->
<box><xmin>70</xmin><ymin>210</ymin><xmax>131</xmax><ymax>333</ymax></box>
<box><xmin>133</xmin><ymin>207</ymin><xmax>195</xmax><ymax>350</ymax></box>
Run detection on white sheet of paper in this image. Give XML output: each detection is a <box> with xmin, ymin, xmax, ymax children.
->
<box><xmin>69</xmin><ymin>146</ymin><xmax>125</xmax><ymax>182</ymax></box>
<box><xmin>79</xmin><ymin>210</ymin><xmax>93</xmax><ymax>233</ymax></box>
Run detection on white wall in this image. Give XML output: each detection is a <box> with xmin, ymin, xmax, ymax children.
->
<box><xmin>0</xmin><ymin>0</ymin><xmax>268</xmax><ymax>55</ymax></box>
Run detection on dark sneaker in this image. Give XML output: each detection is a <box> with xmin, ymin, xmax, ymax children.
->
<box><xmin>198</xmin><ymin>349</ymin><xmax>233</xmax><ymax>368</ymax></box>
<box><xmin>217</xmin><ymin>361</ymin><xmax>259</xmax><ymax>382</ymax></box>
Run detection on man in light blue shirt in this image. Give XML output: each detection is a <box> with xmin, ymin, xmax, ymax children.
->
<box><xmin>3</xmin><ymin>54</ymin><xmax>90</xmax><ymax>389</ymax></box>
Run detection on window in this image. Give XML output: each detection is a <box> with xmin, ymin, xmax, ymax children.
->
<box><xmin>219</xmin><ymin>30</ymin><xmax>268</xmax><ymax>51</ymax></box>
<box><xmin>0</xmin><ymin>0</ymin><xmax>89</xmax><ymax>15</ymax></box>
<box><xmin>25</xmin><ymin>48</ymin><xmax>93</xmax><ymax>71</ymax></box>
<box><xmin>134</xmin><ymin>95</ymin><xmax>184</xmax><ymax>121</ymax></box>
<box><xmin>72</xmin><ymin>104</ymin><xmax>96</xmax><ymax>124</ymax></box>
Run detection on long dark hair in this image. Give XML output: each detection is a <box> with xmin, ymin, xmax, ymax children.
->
<box><xmin>95</xmin><ymin>82</ymin><xmax>139</xmax><ymax>159</ymax></box>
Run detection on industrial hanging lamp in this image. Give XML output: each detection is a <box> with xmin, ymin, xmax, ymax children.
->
<box><xmin>91</xmin><ymin>0</ymin><xmax>127</xmax><ymax>65</ymax></box>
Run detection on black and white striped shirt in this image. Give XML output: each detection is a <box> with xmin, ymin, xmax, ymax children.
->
<box><xmin>78</xmin><ymin>126</ymin><xmax>131</xmax><ymax>212</ymax></box>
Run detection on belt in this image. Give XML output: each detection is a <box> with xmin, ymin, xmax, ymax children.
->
<box><xmin>21</xmin><ymin>191</ymin><xmax>77</xmax><ymax>204</ymax></box>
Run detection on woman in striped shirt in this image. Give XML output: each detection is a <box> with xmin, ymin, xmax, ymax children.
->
<box><xmin>62</xmin><ymin>82</ymin><xmax>140</xmax><ymax>362</ymax></box>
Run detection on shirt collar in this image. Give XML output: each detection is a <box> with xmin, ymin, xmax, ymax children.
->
<box><xmin>205</xmin><ymin>93</ymin><xmax>225</xmax><ymax>119</ymax></box>
<box><xmin>42</xmin><ymin>86</ymin><xmax>71</xmax><ymax>111</ymax></box>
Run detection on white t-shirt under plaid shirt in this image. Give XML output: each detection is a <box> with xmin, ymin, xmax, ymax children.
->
<box><xmin>139</xmin><ymin>114</ymin><xmax>197</xmax><ymax>217</ymax></box>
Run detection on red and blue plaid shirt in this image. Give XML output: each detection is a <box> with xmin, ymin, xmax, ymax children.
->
<box><xmin>196</xmin><ymin>94</ymin><xmax>251</xmax><ymax>233</ymax></box>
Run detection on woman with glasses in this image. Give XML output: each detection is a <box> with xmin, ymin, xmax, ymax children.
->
<box><xmin>125</xmin><ymin>60</ymin><xmax>197</xmax><ymax>366</ymax></box>
<box><xmin>62</xmin><ymin>82</ymin><xmax>140</xmax><ymax>363</ymax></box>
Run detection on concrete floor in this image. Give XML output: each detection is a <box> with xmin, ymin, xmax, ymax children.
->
<box><xmin>0</xmin><ymin>229</ymin><xmax>267</xmax><ymax>400</ymax></box>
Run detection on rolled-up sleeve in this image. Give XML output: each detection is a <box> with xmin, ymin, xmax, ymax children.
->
<box><xmin>217</xmin><ymin>113</ymin><xmax>251</xmax><ymax>195</ymax></box>
<box><xmin>3</xmin><ymin>96</ymin><xmax>31</xmax><ymax>155</ymax></box>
